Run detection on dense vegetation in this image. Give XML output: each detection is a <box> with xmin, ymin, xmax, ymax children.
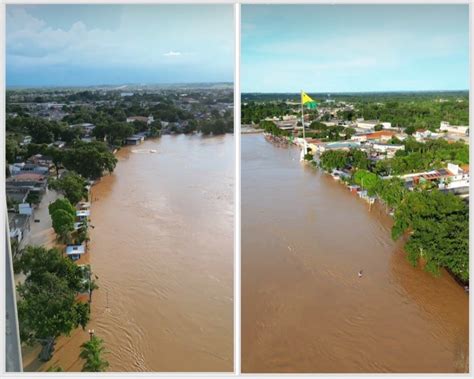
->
<box><xmin>14</xmin><ymin>246</ymin><xmax>91</xmax><ymax>345</ymax></box>
<box><xmin>319</xmin><ymin>149</ymin><xmax>369</xmax><ymax>172</ymax></box>
<box><xmin>318</xmin><ymin>141</ymin><xmax>469</xmax><ymax>282</ymax></box>
<box><xmin>319</xmin><ymin>137</ymin><xmax>469</xmax><ymax>177</ymax></box>
<box><xmin>392</xmin><ymin>190</ymin><xmax>469</xmax><ymax>281</ymax></box>
<box><xmin>260</xmin><ymin>120</ymin><xmax>290</xmax><ymax>137</ymax></box>
<box><xmin>80</xmin><ymin>336</ymin><xmax>109</xmax><ymax>372</ymax></box>
<box><xmin>374</xmin><ymin>138</ymin><xmax>468</xmax><ymax>176</ymax></box>
<box><xmin>242</xmin><ymin>91</ymin><xmax>468</xmax><ymax>132</ymax></box>
<box><xmin>49</xmin><ymin>171</ymin><xmax>89</xmax><ymax>205</ymax></box>
<box><xmin>48</xmin><ymin>198</ymin><xmax>77</xmax><ymax>242</ymax></box>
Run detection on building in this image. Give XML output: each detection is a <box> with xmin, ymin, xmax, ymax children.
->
<box><xmin>65</xmin><ymin>244</ymin><xmax>86</xmax><ymax>261</ymax></box>
<box><xmin>125</xmin><ymin>135</ymin><xmax>145</xmax><ymax>145</ymax></box>
<box><xmin>6</xmin><ymin>188</ymin><xmax>30</xmax><ymax>206</ymax></box>
<box><xmin>127</xmin><ymin>115</ymin><xmax>154</xmax><ymax>125</ymax></box>
<box><xmin>20</xmin><ymin>136</ymin><xmax>32</xmax><ymax>146</ymax></box>
<box><xmin>18</xmin><ymin>203</ymin><xmax>33</xmax><ymax>216</ymax></box>
<box><xmin>9</xmin><ymin>162</ymin><xmax>49</xmax><ymax>176</ymax></box>
<box><xmin>6</xmin><ymin>173</ymin><xmax>48</xmax><ymax>193</ymax></box>
<box><xmin>440</xmin><ymin>121</ymin><xmax>469</xmax><ymax>135</ymax></box>
<box><xmin>317</xmin><ymin>141</ymin><xmax>361</xmax><ymax>153</ymax></box>
<box><xmin>26</xmin><ymin>154</ymin><xmax>53</xmax><ymax>168</ymax></box>
<box><xmin>441</xmin><ymin>163</ymin><xmax>469</xmax><ymax>190</ymax></box>
<box><xmin>371</xmin><ymin>143</ymin><xmax>405</xmax><ymax>158</ymax></box>
<box><xmin>351</xmin><ymin>130</ymin><xmax>396</xmax><ymax>143</ymax></box>
<box><xmin>8</xmin><ymin>213</ymin><xmax>31</xmax><ymax>243</ymax></box>
<box><xmin>70</xmin><ymin>123</ymin><xmax>96</xmax><ymax>135</ymax></box>
<box><xmin>53</xmin><ymin>141</ymin><xmax>66</xmax><ymax>149</ymax></box>
<box><xmin>356</xmin><ymin>120</ymin><xmax>380</xmax><ymax>130</ymax></box>
<box><xmin>76</xmin><ymin>210</ymin><xmax>90</xmax><ymax>222</ymax></box>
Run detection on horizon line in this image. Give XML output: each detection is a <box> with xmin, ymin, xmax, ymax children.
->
<box><xmin>242</xmin><ymin>89</ymin><xmax>469</xmax><ymax>95</ymax></box>
<box><xmin>6</xmin><ymin>81</ymin><xmax>234</xmax><ymax>90</ymax></box>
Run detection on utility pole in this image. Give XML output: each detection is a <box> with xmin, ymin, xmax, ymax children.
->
<box><xmin>88</xmin><ymin>329</ymin><xmax>95</xmax><ymax>341</ymax></box>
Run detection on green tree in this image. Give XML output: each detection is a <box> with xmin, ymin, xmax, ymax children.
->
<box><xmin>63</xmin><ymin>141</ymin><xmax>117</xmax><ymax>180</ymax></box>
<box><xmin>319</xmin><ymin>150</ymin><xmax>349</xmax><ymax>171</ymax></box>
<box><xmin>80</xmin><ymin>336</ymin><xmax>109</xmax><ymax>372</ymax></box>
<box><xmin>51</xmin><ymin>210</ymin><xmax>75</xmax><ymax>242</ymax></box>
<box><xmin>374</xmin><ymin>124</ymin><xmax>383</xmax><ymax>131</ymax></box>
<box><xmin>107</xmin><ymin>122</ymin><xmax>134</xmax><ymax>146</ymax></box>
<box><xmin>49</xmin><ymin>198</ymin><xmax>76</xmax><ymax>218</ymax></box>
<box><xmin>375</xmin><ymin>177</ymin><xmax>407</xmax><ymax>209</ymax></box>
<box><xmin>6</xmin><ymin>137</ymin><xmax>20</xmax><ymax>163</ymax></box>
<box><xmin>44</xmin><ymin>146</ymin><xmax>64</xmax><ymax>179</ymax></box>
<box><xmin>49</xmin><ymin>172</ymin><xmax>88</xmax><ymax>205</ymax></box>
<box><xmin>15</xmin><ymin>246</ymin><xmax>90</xmax><ymax>345</ymax></box>
<box><xmin>350</xmin><ymin>149</ymin><xmax>369</xmax><ymax>170</ymax></box>
<box><xmin>405</xmin><ymin>125</ymin><xmax>416</xmax><ymax>135</ymax></box>
<box><xmin>353</xmin><ymin>170</ymin><xmax>380</xmax><ymax>196</ymax></box>
<box><xmin>392</xmin><ymin>190</ymin><xmax>468</xmax><ymax>281</ymax></box>
<box><xmin>48</xmin><ymin>197</ymin><xmax>76</xmax><ymax>241</ymax></box>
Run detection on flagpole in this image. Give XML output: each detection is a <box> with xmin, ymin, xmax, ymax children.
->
<box><xmin>301</xmin><ymin>90</ymin><xmax>305</xmax><ymax>140</ymax></box>
<box><xmin>300</xmin><ymin>90</ymin><xmax>306</xmax><ymax>161</ymax></box>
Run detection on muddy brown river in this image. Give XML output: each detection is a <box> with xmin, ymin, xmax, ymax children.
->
<box><xmin>241</xmin><ymin>134</ymin><xmax>468</xmax><ymax>373</ymax></box>
<box><xmin>34</xmin><ymin>134</ymin><xmax>234</xmax><ymax>372</ymax></box>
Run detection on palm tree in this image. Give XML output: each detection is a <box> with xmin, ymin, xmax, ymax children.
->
<box><xmin>79</xmin><ymin>335</ymin><xmax>109</xmax><ymax>372</ymax></box>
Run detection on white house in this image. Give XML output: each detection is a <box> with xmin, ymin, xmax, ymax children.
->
<box><xmin>371</xmin><ymin>143</ymin><xmax>405</xmax><ymax>158</ymax></box>
<box><xmin>76</xmin><ymin>210</ymin><xmax>90</xmax><ymax>221</ymax></box>
<box><xmin>127</xmin><ymin>115</ymin><xmax>154</xmax><ymax>125</ymax></box>
<box><xmin>66</xmin><ymin>244</ymin><xmax>86</xmax><ymax>261</ymax></box>
<box><xmin>356</xmin><ymin>120</ymin><xmax>379</xmax><ymax>130</ymax></box>
<box><xmin>442</xmin><ymin>163</ymin><xmax>470</xmax><ymax>190</ymax></box>
<box><xmin>440</xmin><ymin>121</ymin><xmax>469</xmax><ymax>135</ymax></box>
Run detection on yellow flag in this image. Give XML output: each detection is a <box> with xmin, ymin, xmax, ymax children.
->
<box><xmin>301</xmin><ymin>91</ymin><xmax>314</xmax><ymax>104</ymax></box>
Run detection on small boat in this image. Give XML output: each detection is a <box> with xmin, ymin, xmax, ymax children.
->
<box><xmin>149</xmin><ymin>149</ymin><xmax>157</xmax><ymax>153</ymax></box>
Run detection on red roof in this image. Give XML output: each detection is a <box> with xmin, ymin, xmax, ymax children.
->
<box><xmin>366</xmin><ymin>131</ymin><xmax>396</xmax><ymax>140</ymax></box>
<box><xmin>9</xmin><ymin>173</ymin><xmax>45</xmax><ymax>182</ymax></box>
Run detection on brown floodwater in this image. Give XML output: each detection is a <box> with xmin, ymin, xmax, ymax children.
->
<box><xmin>37</xmin><ymin>134</ymin><xmax>234</xmax><ymax>372</ymax></box>
<box><xmin>241</xmin><ymin>134</ymin><xmax>469</xmax><ymax>373</ymax></box>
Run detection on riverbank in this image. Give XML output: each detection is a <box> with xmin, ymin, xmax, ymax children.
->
<box><xmin>242</xmin><ymin>134</ymin><xmax>468</xmax><ymax>373</ymax></box>
<box><xmin>265</xmin><ymin>132</ymin><xmax>469</xmax><ymax>286</ymax></box>
<box><xmin>30</xmin><ymin>135</ymin><xmax>234</xmax><ymax>372</ymax></box>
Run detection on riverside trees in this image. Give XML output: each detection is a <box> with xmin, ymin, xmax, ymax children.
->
<box><xmin>49</xmin><ymin>198</ymin><xmax>76</xmax><ymax>242</ymax></box>
<box><xmin>319</xmin><ymin>145</ymin><xmax>468</xmax><ymax>283</ymax></box>
<box><xmin>63</xmin><ymin>141</ymin><xmax>117</xmax><ymax>180</ymax></box>
<box><xmin>392</xmin><ymin>190</ymin><xmax>469</xmax><ymax>282</ymax></box>
<box><xmin>49</xmin><ymin>171</ymin><xmax>89</xmax><ymax>205</ymax></box>
<box><xmin>15</xmin><ymin>246</ymin><xmax>91</xmax><ymax>352</ymax></box>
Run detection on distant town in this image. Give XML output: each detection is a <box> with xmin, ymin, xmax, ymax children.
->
<box><xmin>242</xmin><ymin>91</ymin><xmax>469</xmax><ymax>285</ymax></box>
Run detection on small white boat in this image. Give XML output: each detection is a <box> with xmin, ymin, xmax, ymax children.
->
<box><xmin>149</xmin><ymin>149</ymin><xmax>157</xmax><ymax>153</ymax></box>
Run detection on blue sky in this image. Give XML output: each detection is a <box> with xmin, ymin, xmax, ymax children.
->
<box><xmin>242</xmin><ymin>5</ymin><xmax>469</xmax><ymax>93</ymax></box>
<box><xmin>6</xmin><ymin>5</ymin><xmax>234</xmax><ymax>87</ymax></box>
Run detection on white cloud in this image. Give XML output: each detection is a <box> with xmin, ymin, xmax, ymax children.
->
<box><xmin>163</xmin><ymin>51</ymin><xmax>182</xmax><ymax>57</ymax></box>
<box><xmin>5</xmin><ymin>5</ymin><xmax>233</xmax><ymax>84</ymax></box>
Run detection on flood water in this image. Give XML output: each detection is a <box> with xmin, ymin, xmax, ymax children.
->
<box><xmin>40</xmin><ymin>134</ymin><xmax>234</xmax><ymax>372</ymax></box>
<box><xmin>241</xmin><ymin>134</ymin><xmax>469</xmax><ymax>373</ymax></box>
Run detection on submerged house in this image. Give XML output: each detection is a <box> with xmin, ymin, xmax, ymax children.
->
<box><xmin>76</xmin><ymin>209</ymin><xmax>90</xmax><ymax>222</ymax></box>
<box><xmin>66</xmin><ymin>244</ymin><xmax>86</xmax><ymax>261</ymax></box>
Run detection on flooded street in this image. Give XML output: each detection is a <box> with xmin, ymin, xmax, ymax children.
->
<box><xmin>39</xmin><ymin>134</ymin><xmax>234</xmax><ymax>372</ymax></box>
<box><xmin>241</xmin><ymin>134</ymin><xmax>468</xmax><ymax>373</ymax></box>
